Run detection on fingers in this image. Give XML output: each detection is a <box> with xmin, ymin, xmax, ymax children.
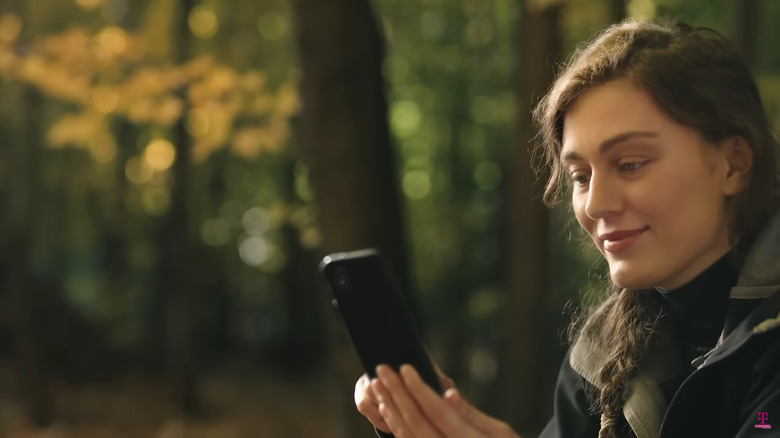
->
<box><xmin>371</xmin><ymin>364</ymin><xmax>516</xmax><ymax>438</ymax></box>
<box><xmin>397</xmin><ymin>365</ymin><xmax>476</xmax><ymax>437</ymax></box>
<box><xmin>355</xmin><ymin>373</ymin><xmax>391</xmax><ymax>433</ymax></box>
<box><xmin>373</xmin><ymin>365</ymin><xmax>444</xmax><ymax>438</ymax></box>
<box><xmin>444</xmin><ymin>388</ymin><xmax>517</xmax><ymax>437</ymax></box>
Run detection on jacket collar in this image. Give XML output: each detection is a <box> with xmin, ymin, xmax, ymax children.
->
<box><xmin>734</xmin><ymin>209</ymin><xmax>780</xmax><ymax>289</ymax></box>
<box><xmin>712</xmin><ymin>208</ymin><xmax>780</xmax><ymax>356</ymax></box>
<box><xmin>569</xmin><ymin>314</ymin><xmax>681</xmax><ymax>438</ymax></box>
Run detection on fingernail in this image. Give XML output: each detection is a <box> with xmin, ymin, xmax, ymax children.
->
<box><xmin>372</xmin><ymin>380</ymin><xmax>385</xmax><ymax>400</ymax></box>
<box><xmin>376</xmin><ymin>365</ymin><xmax>391</xmax><ymax>384</ymax></box>
<box><xmin>400</xmin><ymin>364</ymin><xmax>414</xmax><ymax>379</ymax></box>
<box><xmin>376</xmin><ymin>365</ymin><xmax>390</xmax><ymax>385</ymax></box>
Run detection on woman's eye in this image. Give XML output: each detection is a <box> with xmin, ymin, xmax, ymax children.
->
<box><xmin>618</xmin><ymin>161</ymin><xmax>646</xmax><ymax>172</ymax></box>
<box><xmin>571</xmin><ymin>173</ymin><xmax>590</xmax><ymax>186</ymax></box>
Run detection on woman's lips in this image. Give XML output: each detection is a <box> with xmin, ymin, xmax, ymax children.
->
<box><xmin>599</xmin><ymin>227</ymin><xmax>648</xmax><ymax>253</ymax></box>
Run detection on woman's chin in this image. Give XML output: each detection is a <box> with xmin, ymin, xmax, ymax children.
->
<box><xmin>609</xmin><ymin>270</ymin><xmax>655</xmax><ymax>290</ymax></box>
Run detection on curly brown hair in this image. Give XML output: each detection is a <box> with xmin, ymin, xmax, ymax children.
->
<box><xmin>533</xmin><ymin>19</ymin><xmax>779</xmax><ymax>438</ymax></box>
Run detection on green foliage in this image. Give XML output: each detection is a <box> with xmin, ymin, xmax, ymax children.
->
<box><xmin>376</xmin><ymin>0</ymin><xmax>516</xmax><ymax>318</ymax></box>
<box><xmin>0</xmin><ymin>0</ymin><xmax>308</xmax><ymax>354</ymax></box>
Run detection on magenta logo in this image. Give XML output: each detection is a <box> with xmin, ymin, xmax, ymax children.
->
<box><xmin>755</xmin><ymin>412</ymin><xmax>772</xmax><ymax>429</ymax></box>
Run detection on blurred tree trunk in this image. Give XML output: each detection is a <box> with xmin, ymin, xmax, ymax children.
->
<box><xmin>290</xmin><ymin>0</ymin><xmax>411</xmax><ymax>436</ymax></box>
<box><xmin>493</xmin><ymin>0</ymin><xmax>561</xmax><ymax>435</ymax></box>
<box><xmin>166</xmin><ymin>93</ymin><xmax>200</xmax><ymax>416</ymax></box>
<box><xmin>149</xmin><ymin>0</ymin><xmax>201</xmax><ymax>415</ymax></box>
<box><xmin>170</xmin><ymin>0</ymin><xmax>201</xmax><ymax>411</ymax></box>
<box><xmin>7</xmin><ymin>0</ymin><xmax>53</xmax><ymax>425</ymax></box>
<box><xmin>734</xmin><ymin>0</ymin><xmax>759</xmax><ymax>68</ymax></box>
<box><xmin>11</xmin><ymin>86</ymin><xmax>53</xmax><ymax>429</ymax></box>
<box><xmin>99</xmin><ymin>119</ymin><xmax>135</xmax><ymax>344</ymax></box>
<box><xmin>280</xmin><ymin>159</ymin><xmax>328</xmax><ymax>374</ymax></box>
<box><xmin>202</xmin><ymin>149</ymin><xmax>232</xmax><ymax>356</ymax></box>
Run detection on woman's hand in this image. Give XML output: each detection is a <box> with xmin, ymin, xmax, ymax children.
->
<box><xmin>355</xmin><ymin>362</ymin><xmax>455</xmax><ymax>433</ymax></box>
<box><xmin>371</xmin><ymin>364</ymin><xmax>520</xmax><ymax>438</ymax></box>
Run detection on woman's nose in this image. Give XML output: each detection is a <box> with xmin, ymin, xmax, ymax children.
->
<box><xmin>584</xmin><ymin>174</ymin><xmax>622</xmax><ymax>219</ymax></box>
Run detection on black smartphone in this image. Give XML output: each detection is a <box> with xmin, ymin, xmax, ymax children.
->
<box><xmin>320</xmin><ymin>249</ymin><xmax>442</xmax><ymax>394</ymax></box>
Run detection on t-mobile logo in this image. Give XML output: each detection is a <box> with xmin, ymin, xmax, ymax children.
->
<box><xmin>755</xmin><ymin>412</ymin><xmax>772</xmax><ymax>430</ymax></box>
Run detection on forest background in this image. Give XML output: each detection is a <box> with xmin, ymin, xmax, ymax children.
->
<box><xmin>0</xmin><ymin>0</ymin><xmax>778</xmax><ymax>437</ymax></box>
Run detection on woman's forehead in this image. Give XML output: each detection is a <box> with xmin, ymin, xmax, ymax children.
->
<box><xmin>560</xmin><ymin>81</ymin><xmax>670</xmax><ymax>153</ymax></box>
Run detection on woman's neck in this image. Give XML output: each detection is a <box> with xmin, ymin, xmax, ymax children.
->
<box><xmin>655</xmin><ymin>252</ymin><xmax>739</xmax><ymax>347</ymax></box>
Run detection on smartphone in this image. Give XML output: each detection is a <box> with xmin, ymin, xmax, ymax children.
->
<box><xmin>320</xmin><ymin>249</ymin><xmax>442</xmax><ymax>395</ymax></box>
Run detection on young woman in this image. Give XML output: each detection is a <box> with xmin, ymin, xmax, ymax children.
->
<box><xmin>354</xmin><ymin>19</ymin><xmax>780</xmax><ymax>438</ymax></box>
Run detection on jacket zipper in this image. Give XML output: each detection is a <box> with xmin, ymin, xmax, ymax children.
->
<box><xmin>658</xmin><ymin>334</ymin><xmax>754</xmax><ymax>435</ymax></box>
<box><xmin>658</xmin><ymin>360</ymin><xmax>708</xmax><ymax>434</ymax></box>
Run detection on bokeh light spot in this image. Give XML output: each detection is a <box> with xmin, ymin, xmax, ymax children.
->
<box><xmin>96</xmin><ymin>26</ymin><xmax>128</xmax><ymax>55</ymax></box>
<box><xmin>470</xmin><ymin>347</ymin><xmax>498</xmax><ymax>383</ymax></box>
<box><xmin>390</xmin><ymin>101</ymin><xmax>422</xmax><ymax>137</ymax></box>
<box><xmin>474</xmin><ymin>161</ymin><xmax>502</xmax><ymax>191</ymax></box>
<box><xmin>241</xmin><ymin>207</ymin><xmax>270</xmax><ymax>236</ymax></box>
<box><xmin>402</xmin><ymin>170</ymin><xmax>431</xmax><ymax>199</ymax></box>
<box><xmin>0</xmin><ymin>14</ymin><xmax>22</xmax><ymax>44</ymax></box>
<box><xmin>125</xmin><ymin>156</ymin><xmax>153</xmax><ymax>184</ymax></box>
<box><xmin>189</xmin><ymin>6</ymin><xmax>219</xmax><ymax>39</ymax></box>
<box><xmin>66</xmin><ymin>272</ymin><xmax>99</xmax><ymax>314</ymax></box>
<box><xmin>403</xmin><ymin>139</ymin><xmax>431</xmax><ymax>168</ymax></box>
<box><xmin>238</xmin><ymin>235</ymin><xmax>271</xmax><ymax>266</ymax></box>
<box><xmin>143</xmin><ymin>139</ymin><xmax>176</xmax><ymax>171</ymax></box>
<box><xmin>300</xmin><ymin>226</ymin><xmax>321</xmax><ymax>249</ymax></box>
<box><xmin>92</xmin><ymin>86</ymin><xmax>120</xmax><ymax>114</ymax></box>
<box><xmin>75</xmin><ymin>0</ymin><xmax>103</xmax><ymax>11</ymax></box>
<box><xmin>294</xmin><ymin>162</ymin><xmax>313</xmax><ymax>201</ymax></box>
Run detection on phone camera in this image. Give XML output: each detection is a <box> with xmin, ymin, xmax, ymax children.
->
<box><xmin>333</xmin><ymin>267</ymin><xmax>350</xmax><ymax>291</ymax></box>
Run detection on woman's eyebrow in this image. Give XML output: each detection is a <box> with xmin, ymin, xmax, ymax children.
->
<box><xmin>560</xmin><ymin>131</ymin><xmax>658</xmax><ymax>164</ymax></box>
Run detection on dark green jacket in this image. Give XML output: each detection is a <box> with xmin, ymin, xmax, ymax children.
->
<box><xmin>541</xmin><ymin>211</ymin><xmax>780</xmax><ymax>438</ymax></box>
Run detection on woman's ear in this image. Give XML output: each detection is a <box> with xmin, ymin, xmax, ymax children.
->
<box><xmin>722</xmin><ymin>136</ymin><xmax>753</xmax><ymax>196</ymax></box>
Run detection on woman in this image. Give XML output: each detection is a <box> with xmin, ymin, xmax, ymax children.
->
<box><xmin>354</xmin><ymin>19</ymin><xmax>780</xmax><ymax>438</ymax></box>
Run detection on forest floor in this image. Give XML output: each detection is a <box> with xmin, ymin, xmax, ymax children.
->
<box><xmin>0</xmin><ymin>364</ymin><xmax>366</xmax><ymax>438</ymax></box>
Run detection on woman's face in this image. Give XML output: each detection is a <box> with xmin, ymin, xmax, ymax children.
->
<box><xmin>561</xmin><ymin>79</ymin><xmax>744</xmax><ymax>290</ymax></box>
